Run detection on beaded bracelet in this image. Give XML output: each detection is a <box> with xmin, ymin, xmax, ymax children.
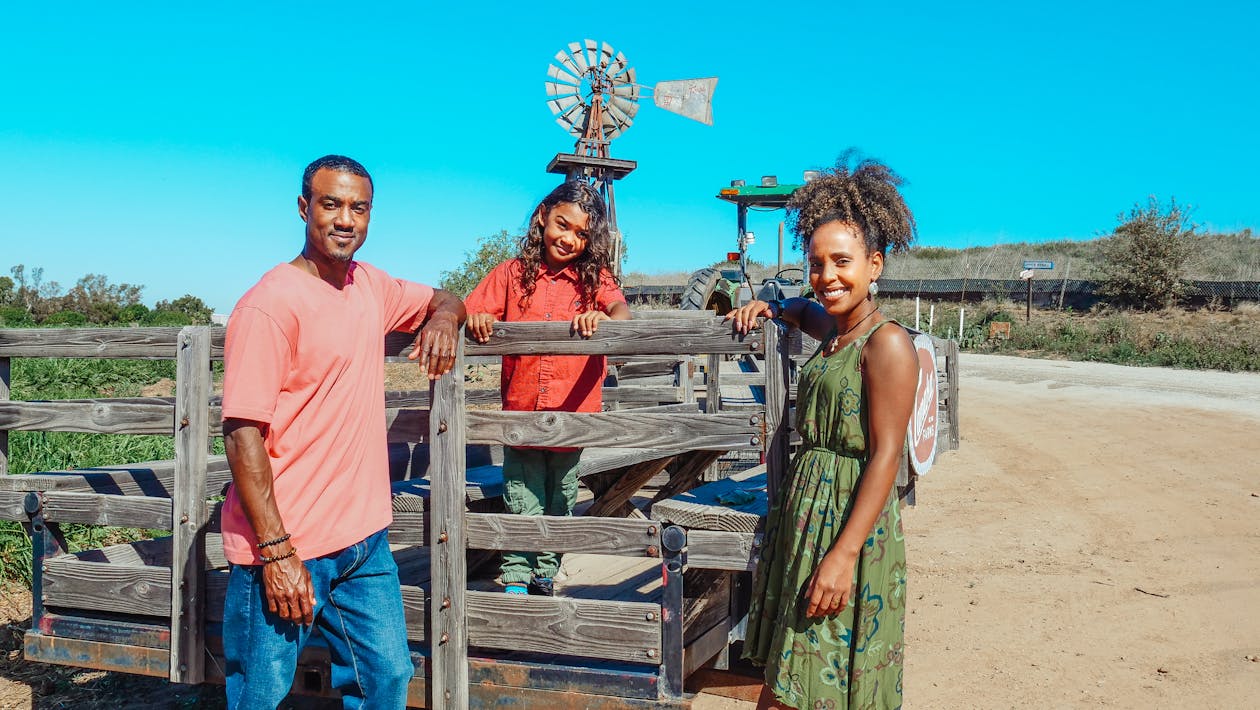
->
<box><xmin>261</xmin><ymin>548</ymin><xmax>297</xmax><ymax>565</ymax></box>
<box><xmin>257</xmin><ymin>533</ymin><xmax>291</xmax><ymax>550</ymax></box>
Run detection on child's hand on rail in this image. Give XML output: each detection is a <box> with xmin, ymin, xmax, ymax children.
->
<box><xmin>571</xmin><ymin>311</ymin><xmax>610</xmax><ymax>338</ymax></box>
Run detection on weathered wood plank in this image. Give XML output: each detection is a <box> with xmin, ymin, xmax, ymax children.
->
<box><xmin>428</xmin><ymin>337</ymin><xmax>467</xmax><ymax>709</ymax></box>
<box><xmin>683</xmin><ymin>617</ymin><xmax>729</xmax><ymax>678</ymax></box>
<box><xmin>0</xmin><ymin>456</ymin><xmax>232</xmax><ymax>497</ymax></box>
<box><xmin>686</xmin><ymin>530</ymin><xmax>761</xmax><ymax>571</ymax></box>
<box><xmin>42</xmin><ymin>491</ymin><xmax>174</xmax><ymax>529</ymax></box>
<box><xmin>24</xmin><ymin>633</ymin><xmax>170</xmax><ymax>678</ymax></box>
<box><xmin>0</xmin><ymin>489</ymin><xmax>25</xmax><ymax>520</ymax></box>
<box><xmin>466</xmin><ymin>513</ymin><xmax>663</xmax><ymax>556</ymax></box>
<box><xmin>43</xmin><ymin>557</ymin><xmax>171</xmax><ymax>616</ymax></box>
<box><xmin>651</xmin><ymin>468</ymin><xmax>767</xmax><ymax>534</ymax></box>
<box><xmin>603</xmin><ymin>385</ymin><xmax>685</xmax><ymax>405</ymax></box>
<box><xmin>467</xmin><ymin>411</ymin><xmax>761</xmax><ymax>451</ymax></box>
<box><xmin>0</xmin><ymin>400</ymin><xmax>174</xmax><ymax>435</ymax></box>
<box><xmin>585</xmin><ymin>457</ymin><xmax>676</xmax><ymax>518</ymax></box>
<box><xmin>384</xmin><ymin>407</ymin><xmax>431</xmax><ymax>444</ymax></box>
<box><xmin>459</xmin><ymin>318</ymin><xmax>762</xmax><ymax>357</ymax></box>
<box><xmin>650</xmin><ymin>450</ymin><xmax>726</xmax><ymax>505</ymax></box>
<box><xmin>465</xmin><ymin>589</ymin><xmax>662</xmax><ymax>664</ymax></box>
<box><xmin>683</xmin><ymin>570</ymin><xmax>731</xmax><ymax>646</ymax></box>
<box><xmin>171</xmin><ymin>326</ymin><xmax>210</xmax><ymax>683</ymax></box>
<box><xmin>763</xmin><ymin>324</ymin><xmax>790</xmax><ymax>507</ymax></box>
<box><xmin>0</xmin><ymin>355</ymin><xmax>9</xmax><ymax>476</ymax></box>
<box><xmin>0</xmin><ymin>327</ymin><xmax>226</xmax><ymax>359</ymax></box>
<box><xmin>945</xmin><ymin>338</ymin><xmax>960</xmax><ymax>450</ymax></box>
<box><xmin>387</xmin><ymin>511</ymin><xmax>427</xmax><ymax>547</ymax></box>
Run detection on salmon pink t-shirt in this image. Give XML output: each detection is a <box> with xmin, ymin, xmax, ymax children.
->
<box><xmin>219</xmin><ymin>261</ymin><xmax>433</xmax><ymax>565</ymax></box>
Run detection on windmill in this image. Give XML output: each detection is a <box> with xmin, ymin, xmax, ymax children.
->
<box><xmin>544</xmin><ymin>40</ymin><xmax>717</xmax><ymax>273</ymax></box>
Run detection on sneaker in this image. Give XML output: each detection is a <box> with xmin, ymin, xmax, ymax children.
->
<box><xmin>504</xmin><ymin>584</ymin><xmax>528</xmax><ymax>595</ymax></box>
<box><xmin>527</xmin><ymin>576</ymin><xmax>554</xmax><ymax>596</ymax></box>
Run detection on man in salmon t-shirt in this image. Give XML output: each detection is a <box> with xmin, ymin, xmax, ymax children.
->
<box><xmin>219</xmin><ymin>155</ymin><xmax>465</xmax><ymax>709</ymax></box>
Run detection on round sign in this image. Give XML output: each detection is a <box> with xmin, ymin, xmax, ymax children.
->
<box><xmin>907</xmin><ymin>333</ymin><xmax>939</xmax><ymax>475</ymax></box>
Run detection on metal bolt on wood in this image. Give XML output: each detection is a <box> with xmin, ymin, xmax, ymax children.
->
<box><xmin>441</xmin><ymin>597</ymin><xmax>451</xmax><ymax>609</ymax></box>
<box><xmin>438</xmin><ymin>420</ymin><xmax>448</xmax><ymax>433</ymax></box>
<box><xmin>750</xmin><ymin>436</ymin><xmax>761</xmax><ymax>446</ymax></box>
<box><xmin>646</xmin><ymin>612</ymin><xmax>656</xmax><ymax>621</ymax></box>
<box><xmin>648</xmin><ymin>525</ymin><xmax>657</xmax><ymax>535</ymax></box>
<box><xmin>440</xmin><ymin>632</ymin><xmax>449</xmax><ymax>644</ymax></box>
<box><xmin>180</xmin><ymin>417</ymin><xmax>190</xmax><ymax>428</ymax></box>
<box><xmin>646</xmin><ymin>649</ymin><xmax>657</xmax><ymax>659</ymax></box>
<box><xmin>438</xmin><ymin>530</ymin><xmax>448</xmax><ymax>543</ymax></box>
<box><xmin>646</xmin><ymin>545</ymin><xmax>658</xmax><ymax>557</ymax></box>
<box><xmin>180</xmin><ymin>514</ymin><xmax>188</xmax><ymax>524</ymax></box>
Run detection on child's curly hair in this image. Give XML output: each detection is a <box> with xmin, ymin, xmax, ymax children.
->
<box><xmin>787</xmin><ymin>149</ymin><xmax>917</xmax><ymax>255</ymax></box>
<box><xmin>516</xmin><ymin>180</ymin><xmax>618</xmax><ymax>308</ymax></box>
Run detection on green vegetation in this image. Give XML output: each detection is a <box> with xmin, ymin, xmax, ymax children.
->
<box><xmin>1098</xmin><ymin>198</ymin><xmax>1194</xmax><ymax>310</ymax></box>
<box><xmin>439</xmin><ymin>229</ymin><xmax>518</xmax><ymax>298</ymax></box>
<box><xmin>1</xmin><ymin>264</ymin><xmax>214</xmax><ymax>326</ymax></box>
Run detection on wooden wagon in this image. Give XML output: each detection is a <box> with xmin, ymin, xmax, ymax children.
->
<box><xmin>0</xmin><ymin>317</ymin><xmax>958</xmax><ymax>707</ymax></box>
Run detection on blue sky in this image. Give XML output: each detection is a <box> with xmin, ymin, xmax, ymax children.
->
<box><xmin>4</xmin><ymin>2</ymin><xmax>1257</xmax><ymax>313</ymax></box>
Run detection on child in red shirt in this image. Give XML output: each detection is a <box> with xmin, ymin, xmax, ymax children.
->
<box><xmin>464</xmin><ymin>180</ymin><xmax>631</xmax><ymax>595</ymax></box>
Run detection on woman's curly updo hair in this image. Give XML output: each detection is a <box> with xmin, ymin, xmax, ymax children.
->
<box><xmin>516</xmin><ymin>180</ymin><xmax>617</xmax><ymax>307</ymax></box>
<box><xmin>787</xmin><ymin>149</ymin><xmax>917</xmax><ymax>256</ymax></box>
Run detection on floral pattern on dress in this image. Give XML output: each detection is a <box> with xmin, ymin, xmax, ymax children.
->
<box><xmin>743</xmin><ymin>321</ymin><xmax>907</xmax><ymax>710</ymax></box>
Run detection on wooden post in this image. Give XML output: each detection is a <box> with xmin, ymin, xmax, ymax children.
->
<box><xmin>0</xmin><ymin>355</ymin><xmax>9</xmax><ymax>476</ymax></box>
<box><xmin>703</xmin><ymin>353</ymin><xmax>722</xmax><ymax>481</ymax></box>
<box><xmin>762</xmin><ymin>323</ymin><xmax>790</xmax><ymax>507</ymax></box>
<box><xmin>1026</xmin><ymin>275</ymin><xmax>1033</xmax><ymax>323</ymax></box>
<box><xmin>946</xmin><ymin>339</ymin><xmax>961</xmax><ymax>450</ymax></box>
<box><xmin>676</xmin><ymin>358</ymin><xmax>695</xmax><ymax>406</ymax></box>
<box><xmin>429</xmin><ymin>334</ymin><xmax>468</xmax><ymax>708</ymax></box>
<box><xmin>170</xmin><ymin>326</ymin><xmax>211</xmax><ymax>684</ymax></box>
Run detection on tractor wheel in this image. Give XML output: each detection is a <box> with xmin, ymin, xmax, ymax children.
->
<box><xmin>681</xmin><ymin>268</ymin><xmax>732</xmax><ymax>314</ymax></box>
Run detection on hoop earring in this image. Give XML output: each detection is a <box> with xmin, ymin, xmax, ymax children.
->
<box><xmin>869</xmin><ymin>281</ymin><xmax>880</xmax><ymax>297</ymax></box>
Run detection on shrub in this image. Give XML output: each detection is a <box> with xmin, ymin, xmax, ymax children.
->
<box><xmin>439</xmin><ymin>230</ymin><xmax>518</xmax><ymax>298</ymax></box>
<box><xmin>1098</xmin><ymin>197</ymin><xmax>1194</xmax><ymax>310</ymax></box>
<box><xmin>42</xmin><ymin>310</ymin><xmax>88</xmax><ymax>326</ymax></box>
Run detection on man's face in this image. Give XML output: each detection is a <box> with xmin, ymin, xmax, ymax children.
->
<box><xmin>298</xmin><ymin>168</ymin><xmax>373</xmax><ymax>264</ymax></box>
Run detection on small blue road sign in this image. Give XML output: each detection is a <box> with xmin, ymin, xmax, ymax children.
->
<box><xmin>1022</xmin><ymin>260</ymin><xmax>1055</xmax><ymax>270</ymax></box>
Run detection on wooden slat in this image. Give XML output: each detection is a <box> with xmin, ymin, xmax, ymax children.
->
<box><xmin>604</xmin><ymin>385</ymin><xmax>685</xmax><ymax>405</ymax></box>
<box><xmin>585</xmin><ymin>457</ymin><xmax>676</xmax><ymax>518</ymax></box>
<box><xmin>466</xmin><ymin>513</ymin><xmax>662</xmax><ymax>556</ymax></box>
<box><xmin>387</xmin><ymin>511</ymin><xmax>427</xmax><ymax>546</ymax></box>
<box><xmin>459</xmin><ymin>318</ymin><xmax>762</xmax><ymax>357</ymax></box>
<box><xmin>384</xmin><ymin>407</ymin><xmax>431</xmax><ymax>444</ymax></box>
<box><xmin>0</xmin><ymin>326</ymin><xmax>226</xmax><ymax>359</ymax></box>
<box><xmin>0</xmin><ymin>489</ymin><xmax>25</xmax><ymax>520</ymax></box>
<box><xmin>0</xmin><ymin>456</ymin><xmax>232</xmax><ymax>497</ymax></box>
<box><xmin>465</xmin><ymin>590</ymin><xmax>662</xmax><ymax>664</ymax></box>
<box><xmin>467</xmin><ymin>411</ymin><xmax>761</xmax><ymax>451</ymax></box>
<box><xmin>171</xmin><ymin>326</ymin><xmax>210</xmax><ymax>683</ymax></box>
<box><xmin>43</xmin><ymin>556</ymin><xmax>171</xmax><ymax>616</ymax></box>
<box><xmin>763</xmin><ymin>324</ymin><xmax>789</xmax><ymax>506</ymax></box>
<box><xmin>0</xmin><ymin>400</ymin><xmax>174</xmax><ymax>435</ymax></box>
<box><xmin>42</xmin><ymin>491</ymin><xmax>173</xmax><ymax>528</ymax></box>
<box><xmin>650</xmin><ymin>450</ymin><xmax>726</xmax><ymax>505</ymax></box>
<box><xmin>651</xmin><ymin>468</ymin><xmax>766</xmax><ymax>534</ymax></box>
<box><xmin>686</xmin><ymin>531</ymin><xmax>761</xmax><ymax>571</ymax></box>
<box><xmin>428</xmin><ymin>338</ymin><xmax>468</xmax><ymax>709</ymax></box>
<box><xmin>0</xmin><ymin>355</ymin><xmax>9</xmax><ymax>476</ymax></box>
<box><xmin>24</xmin><ymin>633</ymin><xmax>170</xmax><ymax>678</ymax></box>
<box><xmin>684</xmin><ymin>618</ymin><xmax>730</xmax><ymax>677</ymax></box>
<box><xmin>946</xmin><ymin>339</ymin><xmax>961</xmax><ymax>450</ymax></box>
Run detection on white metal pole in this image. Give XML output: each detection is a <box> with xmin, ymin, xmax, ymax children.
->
<box><xmin>928</xmin><ymin>304</ymin><xmax>935</xmax><ymax>335</ymax></box>
<box><xmin>915</xmin><ymin>296</ymin><xmax>921</xmax><ymax>330</ymax></box>
<box><xmin>959</xmin><ymin>307</ymin><xmax>965</xmax><ymax>339</ymax></box>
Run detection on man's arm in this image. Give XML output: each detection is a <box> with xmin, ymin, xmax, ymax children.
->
<box><xmin>408</xmin><ymin>288</ymin><xmax>467</xmax><ymax>379</ymax></box>
<box><xmin>223</xmin><ymin>418</ymin><xmax>315</xmax><ymax>625</ymax></box>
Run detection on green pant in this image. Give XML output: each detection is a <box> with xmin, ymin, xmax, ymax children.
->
<box><xmin>500</xmin><ymin>447</ymin><xmax>582</xmax><ymax>585</ymax></box>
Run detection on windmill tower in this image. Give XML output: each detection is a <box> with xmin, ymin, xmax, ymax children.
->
<box><xmin>544</xmin><ymin>40</ymin><xmax>716</xmax><ymax>273</ymax></box>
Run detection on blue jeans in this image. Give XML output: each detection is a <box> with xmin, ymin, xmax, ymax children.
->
<box><xmin>223</xmin><ymin>528</ymin><xmax>412</xmax><ymax>709</ymax></box>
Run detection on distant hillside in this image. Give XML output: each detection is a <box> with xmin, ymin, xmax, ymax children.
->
<box><xmin>624</xmin><ymin>230</ymin><xmax>1260</xmax><ymax>285</ymax></box>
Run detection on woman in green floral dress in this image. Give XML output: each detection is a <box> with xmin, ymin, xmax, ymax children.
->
<box><xmin>726</xmin><ymin>152</ymin><xmax>919</xmax><ymax>709</ymax></box>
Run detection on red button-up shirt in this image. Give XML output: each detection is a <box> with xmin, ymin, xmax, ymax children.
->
<box><xmin>464</xmin><ymin>258</ymin><xmax>627</xmax><ymax>415</ymax></box>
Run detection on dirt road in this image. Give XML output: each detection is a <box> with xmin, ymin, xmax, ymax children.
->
<box><xmin>901</xmin><ymin>354</ymin><xmax>1260</xmax><ymax>708</ymax></box>
<box><xmin>5</xmin><ymin>355</ymin><xmax>1259</xmax><ymax>708</ymax></box>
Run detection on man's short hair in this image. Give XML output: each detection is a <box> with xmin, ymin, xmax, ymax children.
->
<box><xmin>302</xmin><ymin>155</ymin><xmax>374</xmax><ymax>200</ymax></box>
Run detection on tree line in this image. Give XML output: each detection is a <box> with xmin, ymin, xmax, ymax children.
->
<box><xmin>0</xmin><ymin>265</ymin><xmax>213</xmax><ymax>327</ymax></box>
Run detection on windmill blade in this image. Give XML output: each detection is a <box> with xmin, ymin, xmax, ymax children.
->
<box><xmin>555</xmin><ymin>100</ymin><xmax>587</xmax><ymax>130</ymax></box>
<box><xmin>609</xmin><ymin>94</ymin><xmax>640</xmax><ymax>119</ymax></box>
<box><xmin>566</xmin><ymin>42</ymin><xmax>590</xmax><ymax>72</ymax></box>
<box><xmin>611</xmin><ymin>81</ymin><xmax>640</xmax><ymax>102</ymax></box>
<box><xmin>547</xmin><ymin>63</ymin><xmax>580</xmax><ymax>86</ymax></box>
<box><xmin>546</xmin><ymin>82</ymin><xmax>578</xmax><ymax>99</ymax></box>
<box><xmin>607</xmin><ymin>50</ymin><xmax>630</xmax><ymax>79</ymax></box>
<box><xmin>598</xmin><ymin>41</ymin><xmax>616</xmax><ymax>70</ymax></box>
<box><xmin>583</xmin><ymin>39</ymin><xmax>601</xmax><ymax>72</ymax></box>
<box><xmin>653</xmin><ymin>77</ymin><xmax>718</xmax><ymax>125</ymax></box>
<box><xmin>604</xmin><ymin>98</ymin><xmax>635</xmax><ymax>129</ymax></box>
<box><xmin>600</xmin><ymin>110</ymin><xmax>627</xmax><ymax>140</ymax></box>
<box><xmin>547</xmin><ymin>94</ymin><xmax>581</xmax><ymax>116</ymax></box>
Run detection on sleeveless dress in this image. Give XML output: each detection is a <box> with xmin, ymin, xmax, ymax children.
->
<box><xmin>743</xmin><ymin>320</ymin><xmax>907</xmax><ymax>710</ymax></box>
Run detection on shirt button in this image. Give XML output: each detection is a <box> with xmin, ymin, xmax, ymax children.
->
<box><xmin>540</xmin><ymin>386</ymin><xmax>547</xmax><ymax>393</ymax></box>
<box><xmin>544</xmin><ymin>313</ymin><xmax>551</xmax><ymax>320</ymax></box>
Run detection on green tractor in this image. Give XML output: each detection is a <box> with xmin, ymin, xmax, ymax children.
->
<box><xmin>681</xmin><ymin>176</ymin><xmax>810</xmax><ymax>314</ymax></box>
